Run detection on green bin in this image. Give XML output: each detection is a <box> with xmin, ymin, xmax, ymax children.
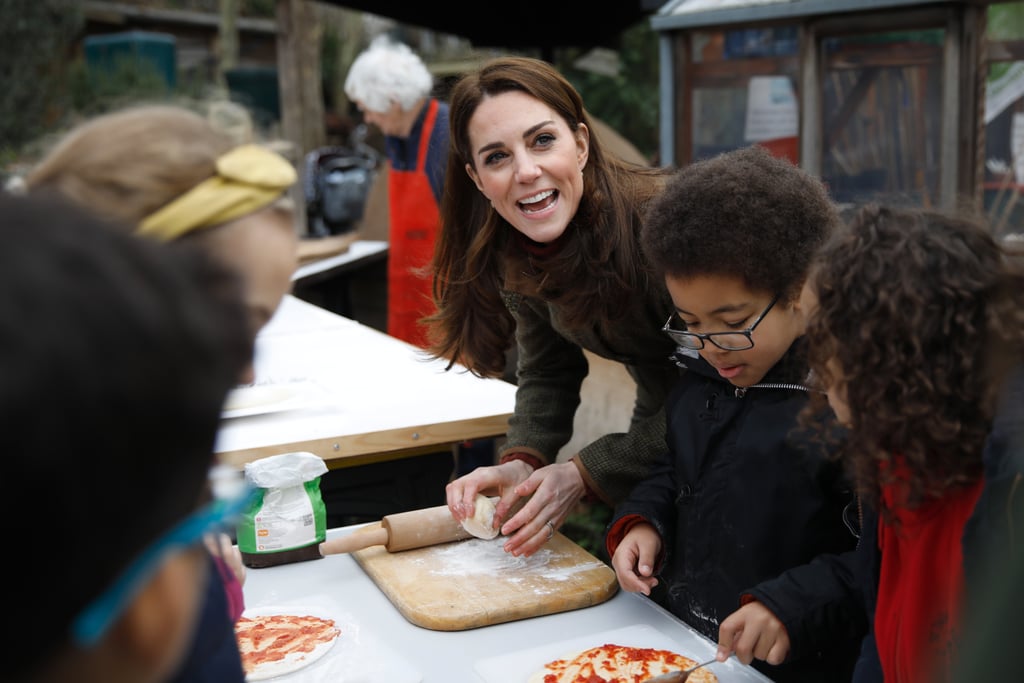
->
<box><xmin>225</xmin><ymin>67</ymin><xmax>281</xmax><ymax>126</ymax></box>
<box><xmin>83</xmin><ymin>31</ymin><xmax>177</xmax><ymax>89</ymax></box>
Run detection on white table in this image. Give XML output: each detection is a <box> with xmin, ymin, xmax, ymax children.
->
<box><xmin>215</xmin><ymin>295</ymin><xmax>516</xmax><ymax>469</ymax></box>
<box><xmin>241</xmin><ymin>525</ymin><xmax>774</xmax><ymax>682</ymax></box>
<box><xmin>292</xmin><ymin>239</ymin><xmax>388</xmax><ymax>285</ymax></box>
<box><xmin>291</xmin><ymin>239</ymin><xmax>389</xmax><ymax>323</ymax></box>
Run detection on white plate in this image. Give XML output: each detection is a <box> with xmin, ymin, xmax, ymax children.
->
<box><xmin>474</xmin><ymin>623</ymin><xmax>760</xmax><ymax>683</ymax></box>
<box><xmin>240</xmin><ymin>599</ymin><xmax>420</xmax><ymax>683</ymax></box>
<box><xmin>222</xmin><ymin>380</ymin><xmax>330</xmax><ymax>419</ymax></box>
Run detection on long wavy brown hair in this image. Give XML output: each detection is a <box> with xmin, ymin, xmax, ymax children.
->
<box><xmin>803</xmin><ymin>204</ymin><xmax>1024</xmax><ymax>511</ymax></box>
<box><xmin>425</xmin><ymin>56</ymin><xmax>669</xmax><ymax>377</ymax></box>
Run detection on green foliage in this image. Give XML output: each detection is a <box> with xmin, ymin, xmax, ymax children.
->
<box><xmin>67</xmin><ymin>56</ymin><xmax>173</xmax><ymax>116</ymax></box>
<box><xmin>0</xmin><ymin>0</ymin><xmax>84</xmax><ymax>154</ymax></box>
<box><xmin>560</xmin><ymin>501</ymin><xmax>613</xmax><ymax>562</ymax></box>
<box><xmin>1</xmin><ymin>0</ymin><xmax>213</xmax><ymax>163</ymax></box>
<box><xmin>988</xmin><ymin>2</ymin><xmax>1024</xmax><ymax>81</ymax></box>
<box><xmin>989</xmin><ymin>1</ymin><xmax>1024</xmax><ymax>41</ymax></box>
<box><xmin>558</xmin><ymin>20</ymin><xmax>661</xmax><ymax>161</ymax></box>
<box><xmin>243</xmin><ymin>0</ymin><xmax>277</xmax><ymax>18</ymax></box>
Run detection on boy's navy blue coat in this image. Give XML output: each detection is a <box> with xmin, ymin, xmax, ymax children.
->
<box><xmin>611</xmin><ymin>339</ymin><xmax>866</xmax><ymax>683</ymax></box>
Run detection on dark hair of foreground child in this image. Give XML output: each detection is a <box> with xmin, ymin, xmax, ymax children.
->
<box><xmin>4</xmin><ymin>194</ymin><xmax>252</xmax><ymax>683</ymax></box>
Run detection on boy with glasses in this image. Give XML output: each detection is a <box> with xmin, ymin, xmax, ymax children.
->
<box><xmin>607</xmin><ymin>145</ymin><xmax>865</xmax><ymax>683</ymax></box>
<box><xmin>4</xmin><ymin>194</ymin><xmax>253</xmax><ymax>683</ymax></box>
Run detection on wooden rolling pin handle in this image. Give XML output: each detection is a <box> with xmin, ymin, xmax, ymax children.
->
<box><xmin>383</xmin><ymin>504</ymin><xmax>473</xmax><ymax>552</ymax></box>
<box><xmin>319</xmin><ymin>503</ymin><xmax>478</xmax><ymax>556</ymax></box>
<box><xmin>319</xmin><ymin>524</ymin><xmax>389</xmax><ymax>555</ymax></box>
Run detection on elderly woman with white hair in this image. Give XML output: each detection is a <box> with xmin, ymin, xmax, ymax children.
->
<box><xmin>344</xmin><ymin>35</ymin><xmax>449</xmax><ymax>349</ymax></box>
<box><xmin>345</xmin><ymin>37</ymin><xmax>495</xmax><ymax>479</ymax></box>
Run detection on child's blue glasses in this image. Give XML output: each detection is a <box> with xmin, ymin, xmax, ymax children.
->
<box><xmin>70</xmin><ymin>465</ymin><xmax>254</xmax><ymax>647</ymax></box>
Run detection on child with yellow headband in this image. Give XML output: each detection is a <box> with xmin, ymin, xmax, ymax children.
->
<box><xmin>26</xmin><ymin>104</ymin><xmax>299</xmax><ymax>357</ymax></box>
<box><xmin>25</xmin><ymin>102</ymin><xmax>300</xmax><ymax>683</ymax></box>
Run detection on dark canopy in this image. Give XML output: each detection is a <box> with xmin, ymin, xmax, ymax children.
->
<box><xmin>317</xmin><ymin>0</ymin><xmax>665</xmax><ymax>52</ymax></box>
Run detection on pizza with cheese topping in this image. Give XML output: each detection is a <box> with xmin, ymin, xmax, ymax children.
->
<box><xmin>528</xmin><ymin>643</ymin><xmax>719</xmax><ymax>683</ymax></box>
<box><xmin>235</xmin><ymin>613</ymin><xmax>340</xmax><ymax>681</ymax></box>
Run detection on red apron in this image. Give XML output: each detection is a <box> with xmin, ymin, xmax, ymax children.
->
<box><xmin>387</xmin><ymin>99</ymin><xmax>441</xmax><ymax>348</ymax></box>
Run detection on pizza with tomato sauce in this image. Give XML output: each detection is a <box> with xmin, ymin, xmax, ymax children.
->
<box><xmin>528</xmin><ymin>643</ymin><xmax>719</xmax><ymax>683</ymax></box>
<box><xmin>235</xmin><ymin>613</ymin><xmax>341</xmax><ymax>681</ymax></box>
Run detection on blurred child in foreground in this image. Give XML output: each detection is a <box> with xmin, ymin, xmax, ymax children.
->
<box><xmin>24</xmin><ymin>103</ymin><xmax>299</xmax><ymax>682</ymax></box>
<box><xmin>4</xmin><ymin>194</ymin><xmax>252</xmax><ymax>682</ymax></box>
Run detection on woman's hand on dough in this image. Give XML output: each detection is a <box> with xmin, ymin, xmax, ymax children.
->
<box><xmin>499</xmin><ymin>461</ymin><xmax>585</xmax><ymax>558</ymax></box>
<box><xmin>446</xmin><ymin>460</ymin><xmax>534</xmax><ymax>525</ymax></box>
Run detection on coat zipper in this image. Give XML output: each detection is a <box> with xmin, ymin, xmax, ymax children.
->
<box><xmin>733</xmin><ymin>381</ymin><xmax>811</xmax><ymax>397</ymax></box>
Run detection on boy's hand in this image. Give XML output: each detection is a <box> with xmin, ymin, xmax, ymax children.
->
<box><xmin>609</xmin><ymin>522</ymin><xmax>662</xmax><ymax>595</ymax></box>
<box><xmin>717</xmin><ymin>600</ymin><xmax>790</xmax><ymax>666</ymax></box>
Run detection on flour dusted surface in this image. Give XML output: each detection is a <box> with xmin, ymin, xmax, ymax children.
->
<box><xmin>351</xmin><ymin>530</ymin><xmax>619</xmax><ymax>630</ymax></box>
<box><xmin>415</xmin><ymin>537</ymin><xmax>606</xmax><ymax>590</ymax></box>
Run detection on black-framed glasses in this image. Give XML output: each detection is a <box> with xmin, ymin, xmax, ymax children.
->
<box><xmin>662</xmin><ymin>294</ymin><xmax>779</xmax><ymax>351</ymax></box>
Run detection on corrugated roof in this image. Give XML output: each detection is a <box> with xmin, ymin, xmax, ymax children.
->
<box><xmin>653</xmin><ymin>0</ymin><xmax>971</xmax><ymax>30</ymax></box>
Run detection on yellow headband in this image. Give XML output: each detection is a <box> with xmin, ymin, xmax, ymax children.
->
<box><xmin>137</xmin><ymin>144</ymin><xmax>297</xmax><ymax>242</ymax></box>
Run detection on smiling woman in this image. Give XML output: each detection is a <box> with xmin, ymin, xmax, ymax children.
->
<box><xmin>426</xmin><ymin>56</ymin><xmax>681</xmax><ymax>560</ymax></box>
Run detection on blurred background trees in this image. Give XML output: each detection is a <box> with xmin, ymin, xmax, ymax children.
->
<box><xmin>1</xmin><ymin>0</ymin><xmax>661</xmax><ymax>185</ymax></box>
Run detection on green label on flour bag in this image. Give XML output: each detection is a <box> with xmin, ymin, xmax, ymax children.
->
<box><xmin>237</xmin><ymin>451</ymin><xmax>328</xmax><ymax>567</ymax></box>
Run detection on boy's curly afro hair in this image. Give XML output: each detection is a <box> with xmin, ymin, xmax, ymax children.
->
<box><xmin>641</xmin><ymin>145</ymin><xmax>840</xmax><ymax>302</ymax></box>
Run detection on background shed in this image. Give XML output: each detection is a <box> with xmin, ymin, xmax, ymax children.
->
<box><xmin>652</xmin><ymin>0</ymin><xmax>1024</xmax><ymax>231</ymax></box>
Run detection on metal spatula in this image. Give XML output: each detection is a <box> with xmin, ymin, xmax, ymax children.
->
<box><xmin>641</xmin><ymin>656</ymin><xmax>718</xmax><ymax>683</ymax></box>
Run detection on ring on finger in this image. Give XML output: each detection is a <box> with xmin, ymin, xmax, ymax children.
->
<box><xmin>545</xmin><ymin>520</ymin><xmax>555</xmax><ymax>540</ymax></box>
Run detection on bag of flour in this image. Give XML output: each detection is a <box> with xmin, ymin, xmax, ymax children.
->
<box><xmin>237</xmin><ymin>451</ymin><xmax>327</xmax><ymax>568</ymax></box>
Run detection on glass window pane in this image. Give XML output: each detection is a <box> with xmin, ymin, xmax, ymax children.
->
<box><xmin>692</xmin><ymin>26</ymin><xmax>799</xmax><ymax>63</ymax></box>
<box><xmin>692</xmin><ymin>85</ymin><xmax>752</xmax><ymax>158</ymax></box>
<box><xmin>821</xmin><ymin>30</ymin><xmax>945</xmax><ymax>207</ymax></box>
<box><xmin>689</xmin><ymin>28</ymin><xmax>800</xmax><ymax>163</ymax></box>
<box><xmin>984</xmin><ymin>60</ymin><xmax>1024</xmax><ymax>236</ymax></box>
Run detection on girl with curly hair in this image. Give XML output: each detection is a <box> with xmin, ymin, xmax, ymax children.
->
<box><xmin>801</xmin><ymin>204</ymin><xmax>1024</xmax><ymax>683</ymax></box>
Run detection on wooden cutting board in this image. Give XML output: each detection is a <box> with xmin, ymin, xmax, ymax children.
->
<box><xmin>351</xmin><ymin>525</ymin><xmax>618</xmax><ymax>631</ymax></box>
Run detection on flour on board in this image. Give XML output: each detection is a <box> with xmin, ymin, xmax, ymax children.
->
<box><xmin>414</xmin><ymin>538</ymin><xmax>605</xmax><ymax>582</ymax></box>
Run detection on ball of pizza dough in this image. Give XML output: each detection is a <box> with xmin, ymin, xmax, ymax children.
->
<box><xmin>460</xmin><ymin>494</ymin><xmax>500</xmax><ymax>539</ymax></box>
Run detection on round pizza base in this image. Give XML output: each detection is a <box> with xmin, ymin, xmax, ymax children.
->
<box><xmin>527</xmin><ymin>644</ymin><xmax>717</xmax><ymax>683</ymax></box>
<box><xmin>460</xmin><ymin>494</ymin><xmax>500</xmax><ymax>539</ymax></box>
<box><xmin>246</xmin><ymin>635</ymin><xmax>337</xmax><ymax>681</ymax></box>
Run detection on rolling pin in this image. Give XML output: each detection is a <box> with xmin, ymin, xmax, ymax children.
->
<box><xmin>319</xmin><ymin>504</ymin><xmax>474</xmax><ymax>555</ymax></box>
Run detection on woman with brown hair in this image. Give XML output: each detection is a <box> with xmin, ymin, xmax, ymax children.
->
<box><xmin>433</xmin><ymin>56</ymin><xmax>679</xmax><ymax>558</ymax></box>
